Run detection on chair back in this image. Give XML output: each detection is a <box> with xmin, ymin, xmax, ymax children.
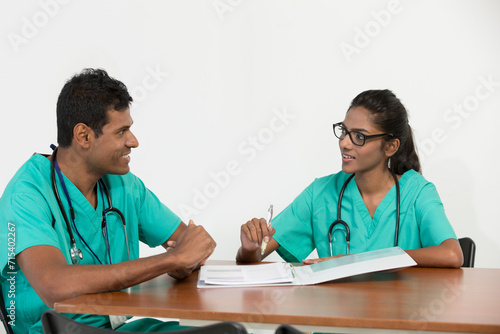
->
<box><xmin>1</xmin><ymin>285</ymin><xmax>15</xmax><ymax>334</ymax></box>
<box><xmin>42</xmin><ymin>310</ymin><xmax>113</xmax><ymax>334</ymax></box>
<box><xmin>459</xmin><ymin>237</ymin><xmax>476</xmax><ymax>268</ymax></box>
<box><xmin>275</xmin><ymin>324</ymin><xmax>304</xmax><ymax>334</ymax></box>
<box><xmin>42</xmin><ymin>310</ymin><xmax>248</xmax><ymax>334</ymax></box>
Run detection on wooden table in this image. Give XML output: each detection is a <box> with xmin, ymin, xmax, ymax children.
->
<box><xmin>54</xmin><ymin>263</ymin><xmax>500</xmax><ymax>333</ymax></box>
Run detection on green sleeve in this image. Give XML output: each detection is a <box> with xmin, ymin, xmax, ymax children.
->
<box><xmin>1</xmin><ymin>193</ymin><xmax>63</xmax><ymax>277</ymax></box>
<box><xmin>133</xmin><ymin>176</ymin><xmax>182</xmax><ymax>248</ymax></box>
<box><xmin>415</xmin><ymin>183</ymin><xmax>457</xmax><ymax>247</ymax></box>
<box><xmin>272</xmin><ymin>181</ymin><xmax>316</xmax><ymax>262</ymax></box>
<box><xmin>103</xmin><ymin>173</ymin><xmax>182</xmax><ymax>249</ymax></box>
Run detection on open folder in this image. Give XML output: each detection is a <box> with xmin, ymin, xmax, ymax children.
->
<box><xmin>197</xmin><ymin>247</ymin><xmax>416</xmax><ymax>288</ymax></box>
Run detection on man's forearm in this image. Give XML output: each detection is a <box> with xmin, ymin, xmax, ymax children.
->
<box><xmin>18</xmin><ymin>246</ymin><xmax>185</xmax><ymax>308</ymax></box>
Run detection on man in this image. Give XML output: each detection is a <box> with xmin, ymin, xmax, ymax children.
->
<box><xmin>0</xmin><ymin>68</ymin><xmax>216</xmax><ymax>332</ymax></box>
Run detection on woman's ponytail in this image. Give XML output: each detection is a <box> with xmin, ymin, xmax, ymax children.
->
<box><xmin>390</xmin><ymin>124</ymin><xmax>421</xmax><ymax>174</ymax></box>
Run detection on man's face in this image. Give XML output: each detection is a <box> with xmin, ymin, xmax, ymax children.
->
<box><xmin>87</xmin><ymin>108</ymin><xmax>139</xmax><ymax>176</ymax></box>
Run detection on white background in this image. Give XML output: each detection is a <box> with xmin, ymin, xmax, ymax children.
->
<box><xmin>1</xmin><ymin>0</ymin><xmax>500</xmax><ymax>273</ymax></box>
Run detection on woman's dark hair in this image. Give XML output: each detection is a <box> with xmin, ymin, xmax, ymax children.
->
<box><xmin>56</xmin><ymin>68</ymin><xmax>133</xmax><ymax>147</ymax></box>
<box><xmin>349</xmin><ymin>89</ymin><xmax>421</xmax><ymax>174</ymax></box>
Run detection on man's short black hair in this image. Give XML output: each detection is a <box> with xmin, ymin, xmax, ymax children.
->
<box><xmin>56</xmin><ymin>68</ymin><xmax>133</xmax><ymax>147</ymax></box>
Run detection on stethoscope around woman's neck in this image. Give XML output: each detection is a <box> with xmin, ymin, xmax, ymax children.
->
<box><xmin>328</xmin><ymin>171</ymin><xmax>400</xmax><ymax>255</ymax></box>
<box><xmin>50</xmin><ymin>145</ymin><xmax>130</xmax><ymax>265</ymax></box>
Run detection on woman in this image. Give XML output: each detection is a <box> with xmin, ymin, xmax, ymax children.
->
<box><xmin>237</xmin><ymin>89</ymin><xmax>463</xmax><ymax>268</ymax></box>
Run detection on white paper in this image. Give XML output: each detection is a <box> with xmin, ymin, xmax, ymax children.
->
<box><xmin>200</xmin><ymin>262</ymin><xmax>294</xmax><ymax>286</ymax></box>
<box><xmin>197</xmin><ymin>247</ymin><xmax>416</xmax><ymax>288</ymax></box>
<box><xmin>293</xmin><ymin>246</ymin><xmax>416</xmax><ymax>285</ymax></box>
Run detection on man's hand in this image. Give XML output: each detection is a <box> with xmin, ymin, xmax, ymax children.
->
<box><xmin>164</xmin><ymin>220</ymin><xmax>216</xmax><ymax>279</ymax></box>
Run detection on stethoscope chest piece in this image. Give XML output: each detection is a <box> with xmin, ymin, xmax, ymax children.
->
<box><xmin>328</xmin><ymin>219</ymin><xmax>350</xmax><ymax>255</ymax></box>
<box><xmin>70</xmin><ymin>244</ymin><xmax>83</xmax><ymax>264</ymax></box>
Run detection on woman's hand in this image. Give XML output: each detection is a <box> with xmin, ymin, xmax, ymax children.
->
<box><xmin>236</xmin><ymin>217</ymin><xmax>278</xmax><ymax>263</ymax></box>
<box><xmin>240</xmin><ymin>217</ymin><xmax>275</xmax><ymax>252</ymax></box>
<box><xmin>302</xmin><ymin>254</ymin><xmax>345</xmax><ymax>265</ymax></box>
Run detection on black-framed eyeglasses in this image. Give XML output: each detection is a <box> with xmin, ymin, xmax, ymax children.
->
<box><xmin>333</xmin><ymin>123</ymin><xmax>393</xmax><ymax>146</ymax></box>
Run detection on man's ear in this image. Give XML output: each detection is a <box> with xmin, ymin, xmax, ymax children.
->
<box><xmin>385</xmin><ymin>138</ymin><xmax>400</xmax><ymax>158</ymax></box>
<box><xmin>73</xmin><ymin>123</ymin><xmax>94</xmax><ymax>149</ymax></box>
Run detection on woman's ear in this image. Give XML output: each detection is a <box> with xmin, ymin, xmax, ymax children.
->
<box><xmin>385</xmin><ymin>138</ymin><xmax>400</xmax><ymax>158</ymax></box>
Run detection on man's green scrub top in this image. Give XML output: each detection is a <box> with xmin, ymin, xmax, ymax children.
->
<box><xmin>0</xmin><ymin>154</ymin><xmax>181</xmax><ymax>333</ymax></box>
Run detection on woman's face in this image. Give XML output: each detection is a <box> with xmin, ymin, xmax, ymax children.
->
<box><xmin>338</xmin><ymin>106</ymin><xmax>389</xmax><ymax>175</ymax></box>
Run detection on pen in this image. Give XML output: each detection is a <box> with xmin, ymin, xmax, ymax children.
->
<box><xmin>261</xmin><ymin>205</ymin><xmax>273</xmax><ymax>255</ymax></box>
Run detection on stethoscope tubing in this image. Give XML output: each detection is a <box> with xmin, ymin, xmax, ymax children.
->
<box><xmin>100</xmin><ymin>183</ymin><xmax>131</xmax><ymax>264</ymax></box>
<box><xmin>50</xmin><ymin>146</ymin><xmax>130</xmax><ymax>264</ymax></box>
<box><xmin>329</xmin><ymin>172</ymin><xmax>400</xmax><ymax>255</ymax></box>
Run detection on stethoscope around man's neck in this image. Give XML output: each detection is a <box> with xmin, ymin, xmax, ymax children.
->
<box><xmin>50</xmin><ymin>145</ymin><xmax>130</xmax><ymax>265</ymax></box>
<box><xmin>328</xmin><ymin>171</ymin><xmax>400</xmax><ymax>255</ymax></box>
